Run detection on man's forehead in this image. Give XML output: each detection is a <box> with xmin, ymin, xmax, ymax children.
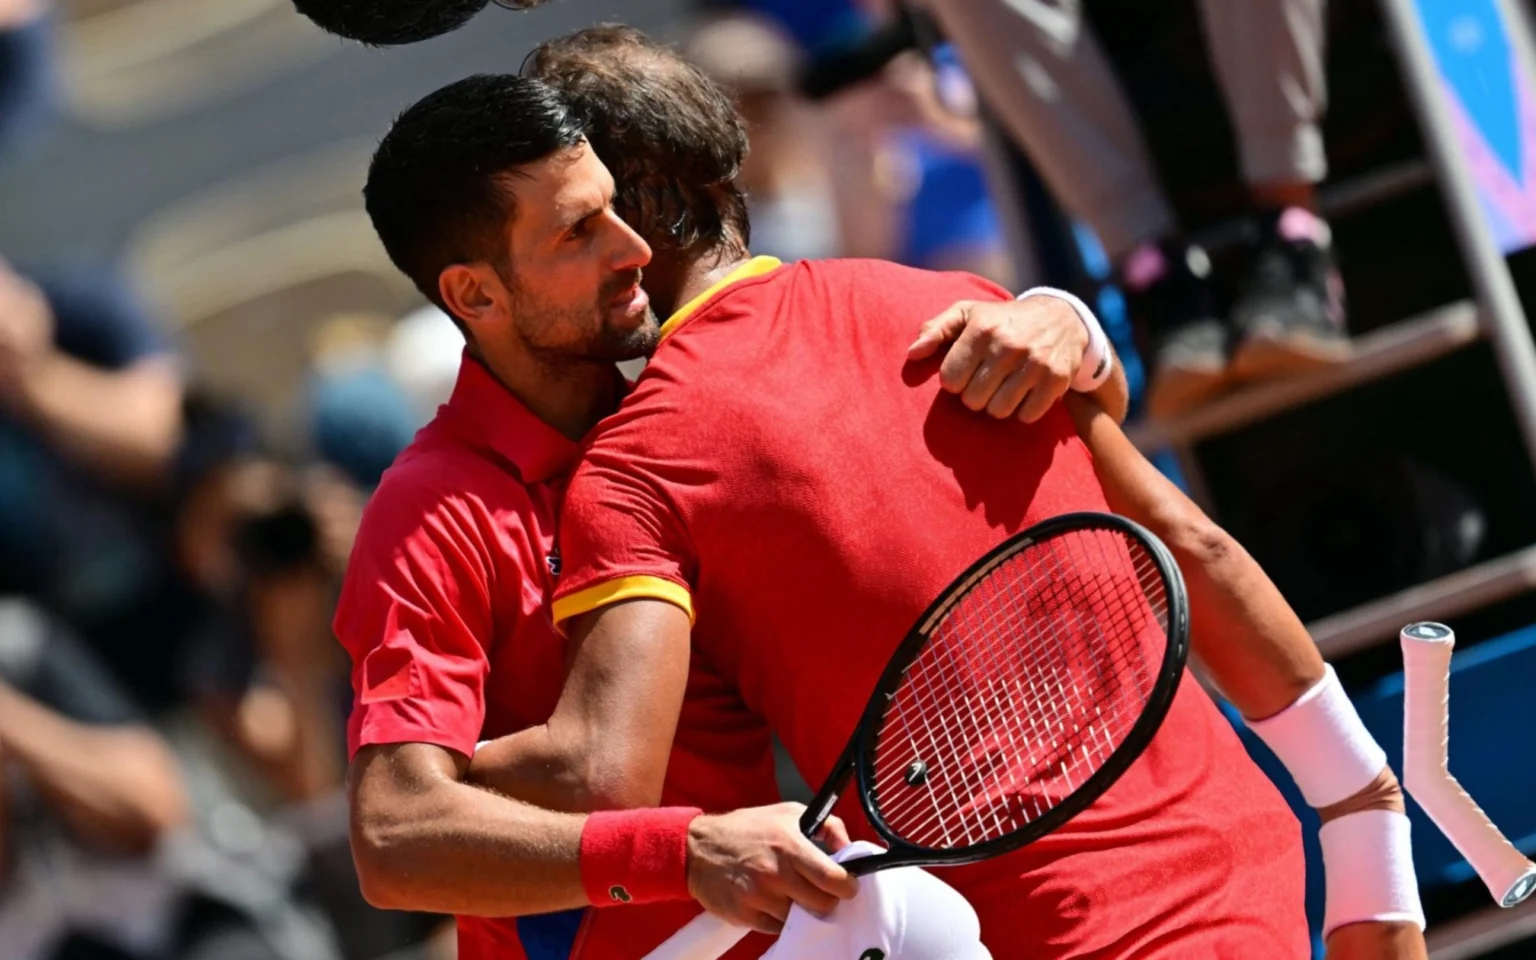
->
<box><xmin>505</xmin><ymin>142</ymin><xmax>613</xmax><ymax>225</ymax></box>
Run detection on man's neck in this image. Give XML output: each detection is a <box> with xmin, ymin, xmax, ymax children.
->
<box><xmin>469</xmin><ymin>343</ymin><xmax>619</xmax><ymax>442</ymax></box>
<box><xmin>649</xmin><ymin>244</ymin><xmax>753</xmax><ymax>320</ymax></box>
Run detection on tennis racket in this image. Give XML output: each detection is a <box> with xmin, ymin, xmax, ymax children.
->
<box><xmin>645</xmin><ymin>511</ymin><xmax>1190</xmax><ymax>960</ymax></box>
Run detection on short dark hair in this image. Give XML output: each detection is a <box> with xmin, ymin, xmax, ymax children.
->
<box><xmin>364</xmin><ymin>74</ymin><xmax>584</xmax><ymax>317</ymax></box>
<box><xmin>523</xmin><ymin>25</ymin><xmax>750</xmax><ymax>258</ymax></box>
<box><xmin>292</xmin><ymin>0</ymin><xmax>491</xmax><ymax>46</ymax></box>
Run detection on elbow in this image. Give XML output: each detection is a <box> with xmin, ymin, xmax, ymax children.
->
<box><xmin>542</xmin><ymin>717</ymin><xmax>667</xmax><ymax>811</ymax></box>
<box><xmin>354</xmin><ymin>863</ymin><xmax>405</xmax><ymax>911</ymax></box>
<box><xmin>349</xmin><ymin>783</ymin><xmax>436</xmax><ymax>912</ymax></box>
<box><xmin>578</xmin><ymin>751</ymin><xmax>667</xmax><ymax>812</ymax></box>
<box><xmin>580</xmin><ymin>770</ymin><xmax>666</xmax><ymax>812</ymax></box>
<box><xmin>1152</xmin><ymin>506</ymin><xmax>1236</xmax><ymax>570</ymax></box>
<box><xmin>349</xmin><ymin>812</ymin><xmax>415</xmax><ymax>911</ymax></box>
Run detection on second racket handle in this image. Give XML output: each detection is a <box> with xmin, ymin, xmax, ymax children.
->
<box><xmin>640</xmin><ymin>912</ymin><xmax>750</xmax><ymax>960</ymax></box>
<box><xmin>1400</xmin><ymin>622</ymin><xmax>1536</xmax><ymax>907</ymax></box>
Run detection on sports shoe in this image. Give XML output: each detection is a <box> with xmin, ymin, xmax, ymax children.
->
<box><xmin>1121</xmin><ymin>240</ymin><xmax>1229</xmax><ymax>420</ymax></box>
<box><xmin>1229</xmin><ymin>207</ymin><xmax>1351</xmax><ymax>381</ymax></box>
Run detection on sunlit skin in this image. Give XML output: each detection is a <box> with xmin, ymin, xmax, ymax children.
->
<box><xmin>436</xmin><ymin>141</ymin><xmax>659</xmax><ymax>439</ymax></box>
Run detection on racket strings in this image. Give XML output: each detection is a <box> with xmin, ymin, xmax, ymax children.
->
<box><xmin>869</xmin><ymin>527</ymin><xmax>1170</xmax><ymax>851</ymax></box>
<box><xmin>875</xmin><ymin>558</ymin><xmax>1152</xmax><ymax>846</ymax></box>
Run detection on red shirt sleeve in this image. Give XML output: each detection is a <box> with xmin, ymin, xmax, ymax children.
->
<box><xmin>552</xmin><ymin>397</ymin><xmax>698</xmax><ymax>628</ymax></box>
<box><xmin>334</xmin><ymin>469</ymin><xmax>495</xmax><ymax>759</ymax></box>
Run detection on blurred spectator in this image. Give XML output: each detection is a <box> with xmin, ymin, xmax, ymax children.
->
<box><xmin>922</xmin><ymin>0</ymin><xmax>1347</xmax><ymax>418</ymax></box>
<box><xmin>172</xmin><ymin>416</ymin><xmax>355</xmax><ymax>803</ymax></box>
<box><xmin>723</xmin><ymin>0</ymin><xmax>868</xmax><ymax>55</ymax></box>
<box><xmin>305</xmin><ymin>313</ymin><xmax>420</xmax><ymax>491</ymax></box>
<box><xmin>821</xmin><ymin>43</ymin><xmax>1012</xmax><ymax>284</ymax></box>
<box><xmin>382</xmin><ymin>304</ymin><xmax>463</xmax><ymax>423</ymax></box>
<box><xmin>0</xmin><ymin>601</ymin><xmax>189</xmax><ymax>857</ymax></box>
<box><xmin>305</xmin><ymin>306</ymin><xmax>463</xmax><ymax>489</ymax></box>
<box><xmin>0</xmin><ymin>599</ymin><xmax>297</xmax><ymax>960</ymax></box>
<box><xmin>0</xmin><ymin>259</ymin><xmax>183</xmax><ymax>635</ymax></box>
<box><xmin>0</xmin><ymin>252</ymin><xmax>353</xmax><ymax>805</ymax></box>
<box><xmin>0</xmin><ymin>0</ymin><xmax>52</xmax><ymax>160</ymax></box>
<box><xmin>684</xmin><ymin>13</ymin><xmax>841</xmax><ymax>263</ymax></box>
<box><xmin>696</xmin><ymin>3</ymin><xmax>1009</xmax><ymax>281</ymax></box>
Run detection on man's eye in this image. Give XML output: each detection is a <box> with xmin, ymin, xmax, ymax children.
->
<box><xmin>566</xmin><ymin>219</ymin><xmax>593</xmax><ymax>242</ymax></box>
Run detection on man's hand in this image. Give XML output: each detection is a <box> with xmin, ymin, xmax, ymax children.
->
<box><xmin>908</xmin><ymin>297</ymin><xmax>1089</xmax><ymax>423</ymax></box>
<box><xmin>0</xmin><ymin>260</ymin><xmax>54</xmax><ymax>406</ymax></box>
<box><xmin>686</xmin><ymin>802</ymin><xmax>859</xmax><ymax>935</ymax></box>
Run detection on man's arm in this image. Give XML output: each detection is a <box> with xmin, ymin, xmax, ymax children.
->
<box><xmin>1065</xmin><ymin>397</ymin><xmax>1425</xmax><ymax>959</ymax></box>
<box><xmin>350</xmin><ymin>741</ymin><xmax>589</xmax><ymax>914</ymax></box>
<box><xmin>469</xmin><ymin>599</ymin><xmax>691</xmax><ymax>812</ymax></box>
<box><xmin>340</xmin><ymin>473</ymin><xmax>855</xmax><ymax>929</ymax></box>
<box><xmin>0</xmin><ymin>679</ymin><xmax>189</xmax><ymax>854</ymax></box>
<box><xmin>0</xmin><ymin>264</ymin><xmax>182</xmax><ymax>488</ymax></box>
<box><xmin>353</xmin><ymin>740</ymin><xmax>855</xmax><ymax>932</ymax></box>
<box><xmin>1065</xmin><ymin>397</ymin><xmax>1323</xmax><ymax>715</ymax></box>
<box><xmin>9</xmin><ymin>354</ymin><xmax>183</xmax><ymax>488</ymax></box>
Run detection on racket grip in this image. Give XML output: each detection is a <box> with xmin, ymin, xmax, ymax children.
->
<box><xmin>1400</xmin><ymin>623</ymin><xmax>1536</xmax><ymax>907</ymax></box>
<box><xmin>639</xmin><ymin>912</ymin><xmax>750</xmax><ymax>960</ymax></box>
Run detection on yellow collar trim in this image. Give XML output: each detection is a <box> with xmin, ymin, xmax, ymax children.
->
<box><xmin>659</xmin><ymin>256</ymin><xmax>783</xmax><ymax>341</ymax></box>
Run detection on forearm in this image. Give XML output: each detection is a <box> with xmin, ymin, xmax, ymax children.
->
<box><xmin>469</xmin><ymin>601</ymin><xmax>688</xmax><ymax>812</ymax></box>
<box><xmin>0</xmin><ymin>684</ymin><xmax>188</xmax><ymax>853</ymax></box>
<box><xmin>350</xmin><ymin>760</ymin><xmax>590</xmax><ymax>916</ymax></box>
<box><xmin>14</xmin><ymin>354</ymin><xmax>182</xmax><ymax>488</ymax></box>
<box><xmin>466</xmin><ymin>723</ymin><xmax>600</xmax><ymax>813</ymax></box>
<box><xmin>1069</xmin><ymin>399</ymin><xmax>1424</xmax><ymax>952</ymax></box>
<box><xmin>1066</xmin><ymin>396</ymin><xmax>1323</xmax><ymax>717</ymax></box>
<box><xmin>1086</xmin><ymin>349</ymin><xmax>1129</xmax><ymax>425</ymax></box>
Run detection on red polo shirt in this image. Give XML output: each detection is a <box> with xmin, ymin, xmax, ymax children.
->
<box><xmin>554</xmin><ymin>257</ymin><xmax>1308</xmax><ymax>958</ymax></box>
<box><xmin>335</xmin><ymin>355</ymin><xmax>777</xmax><ymax>960</ymax></box>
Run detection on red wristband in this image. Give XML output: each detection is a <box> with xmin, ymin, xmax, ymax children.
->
<box><xmin>580</xmin><ymin>807</ymin><xmax>702</xmax><ymax>907</ymax></box>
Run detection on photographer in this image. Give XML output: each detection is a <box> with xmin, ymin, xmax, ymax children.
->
<box><xmin>172</xmin><ymin>398</ymin><xmax>354</xmax><ymax>803</ymax></box>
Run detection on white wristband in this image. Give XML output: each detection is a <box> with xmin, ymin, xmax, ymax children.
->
<box><xmin>1246</xmin><ymin>665</ymin><xmax>1388</xmax><ymax>809</ymax></box>
<box><xmin>1320</xmin><ymin>810</ymin><xmax>1426</xmax><ymax>936</ymax></box>
<box><xmin>1018</xmin><ymin>286</ymin><xmax>1113</xmax><ymax>392</ymax></box>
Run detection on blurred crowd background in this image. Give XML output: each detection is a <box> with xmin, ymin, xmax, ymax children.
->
<box><xmin>1</xmin><ymin>1</ymin><xmax>1534</xmax><ymax>958</ymax></box>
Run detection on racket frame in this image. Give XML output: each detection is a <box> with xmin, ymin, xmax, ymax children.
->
<box><xmin>799</xmin><ymin>512</ymin><xmax>1190</xmax><ymax>875</ymax></box>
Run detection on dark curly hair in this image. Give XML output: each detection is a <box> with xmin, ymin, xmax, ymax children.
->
<box><xmin>523</xmin><ymin>25</ymin><xmax>750</xmax><ymax>259</ymax></box>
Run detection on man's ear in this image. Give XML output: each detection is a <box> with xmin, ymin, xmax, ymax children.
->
<box><xmin>439</xmin><ymin>263</ymin><xmax>507</xmax><ymax>331</ymax></box>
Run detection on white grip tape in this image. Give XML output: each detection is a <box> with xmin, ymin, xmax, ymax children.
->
<box><xmin>1319</xmin><ymin>810</ymin><xmax>1425</xmax><ymax>935</ymax></box>
<box><xmin>640</xmin><ymin>912</ymin><xmax>748</xmax><ymax>960</ymax></box>
<box><xmin>1017</xmin><ymin>287</ymin><xmax>1113</xmax><ymax>392</ymax></box>
<box><xmin>1246</xmin><ymin>665</ymin><xmax>1388</xmax><ymax>809</ymax></box>
<box><xmin>1401</xmin><ymin>627</ymin><xmax>1536</xmax><ymax>907</ymax></box>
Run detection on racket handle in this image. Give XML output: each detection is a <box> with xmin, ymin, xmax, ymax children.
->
<box><xmin>1400</xmin><ymin>623</ymin><xmax>1536</xmax><ymax>907</ymax></box>
<box><xmin>640</xmin><ymin>912</ymin><xmax>750</xmax><ymax>960</ymax></box>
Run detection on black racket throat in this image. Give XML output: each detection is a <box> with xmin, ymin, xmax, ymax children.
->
<box><xmin>798</xmin><ymin>512</ymin><xmax>1190</xmax><ymax>876</ymax></box>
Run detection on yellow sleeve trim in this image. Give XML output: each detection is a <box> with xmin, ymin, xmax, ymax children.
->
<box><xmin>552</xmin><ymin>575</ymin><xmax>696</xmax><ymax>628</ymax></box>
